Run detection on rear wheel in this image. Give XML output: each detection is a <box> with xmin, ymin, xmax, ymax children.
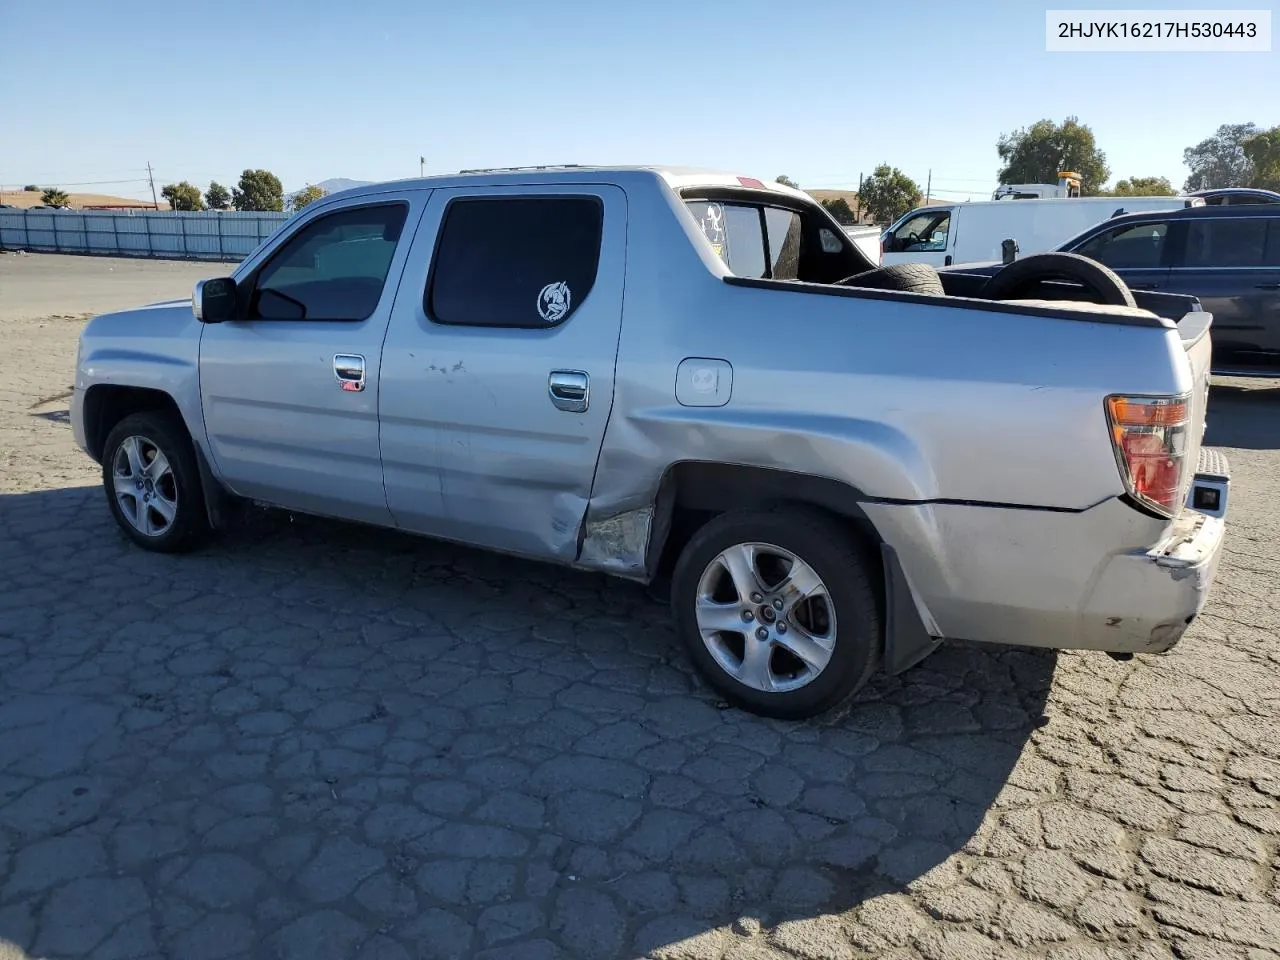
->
<box><xmin>670</xmin><ymin>507</ymin><xmax>882</xmax><ymax>719</ymax></box>
<box><xmin>102</xmin><ymin>411</ymin><xmax>211</xmax><ymax>553</ymax></box>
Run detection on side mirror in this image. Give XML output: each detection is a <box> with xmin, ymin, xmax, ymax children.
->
<box><xmin>194</xmin><ymin>277</ymin><xmax>238</xmax><ymax>323</ymax></box>
<box><xmin>1001</xmin><ymin>238</ymin><xmax>1019</xmax><ymax>265</ymax></box>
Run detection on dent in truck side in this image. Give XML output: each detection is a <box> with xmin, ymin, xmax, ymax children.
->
<box><xmin>378</xmin><ymin>185</ymin><xmax>629</xmax><ymax>560</ymax></box>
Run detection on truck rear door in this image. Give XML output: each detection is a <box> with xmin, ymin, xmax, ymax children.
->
<box><xmin>378</xmin><ymin>184</ymin><xmax>628</xmax><ymax>560</ymax></box>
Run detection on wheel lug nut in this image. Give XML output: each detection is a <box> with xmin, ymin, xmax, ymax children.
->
<box><xmin>777</xmin><ymin>622</ymin><xmax>788</xmax><ymax>634</ymax></box>
<box><xmin>750</xmin><ymin>592</ymin><xmax>763</xmax><ymax>603</ymax></box>
<box><xmin>742</xmin><ymin>610</ymin><xmax>754</xmax><ymax>622</ymax></box>
<box><xmin>755</xmin><ymin>627</ymin><xmax>769</xmax><ymax>640</ymax></box>
<box><xmin>773</xmin><ymin>598</ymin><xmax>783</xmax><ymax>610</ymax></box>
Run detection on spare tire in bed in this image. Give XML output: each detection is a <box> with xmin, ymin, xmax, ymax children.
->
<box><xmin>978</xmin><ymin>252</ymin><xmax>1136</xmax><ymax>308</ymax></box>
<box><xmin>837</xmin><ymin>263</ymin><xmax>944</xmax><ymax>295</ymax></box>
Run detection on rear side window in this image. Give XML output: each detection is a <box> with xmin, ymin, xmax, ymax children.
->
<box><xmin>251</xmin><ymin>203</ymin><xmax>408</xmax><ymax>321</ymax></box>
<box><xmin>1074</xmin><ymin>221</ymin><xmax>1168</xmax><ymax>269</ymax></box>
<box><xmin>685</xmin><ymin>201</ymin><xmax>802</xmax><ymax>280</ymax></box>
<box><xmin>1182</xmin><ymin>217</ymin><xmax>1271</xmax><ymax>268</ymax></box>
<box><xmin>427</xmin><ymin>196</ymin><xmax>603</xmax><ymax>328</ymax></box>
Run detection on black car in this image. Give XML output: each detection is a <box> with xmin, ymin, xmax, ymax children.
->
<box><xmin>945</xmin><ymin>204</ymin><xmax>1280</xmax><ymax>376</ymax></box>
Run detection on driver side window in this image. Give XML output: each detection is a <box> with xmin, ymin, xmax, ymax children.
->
<box><xmin>1073</xmin><ymin>221</ymin><xmax>1168</xmax><ymax>270</ymax></box>
<box><xmin>891</xmin><ymin>211</ymin><xmax>950</xmax><ymax>252</ymax></box>
<box><xmin>250</xmin><ymin>202</ymin><xmax>409</xmax><ymax>321</ymax></box>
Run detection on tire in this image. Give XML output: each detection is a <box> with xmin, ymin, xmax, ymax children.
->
<box><xmin>101</xmin><ymin>410</ymin><xmax>211</xmax><ymax>553</ymax></box>
<box><xmin>837</xmin><ymin>263</ymin><xmax>944</xmax><ymax>295</ymax></box>
<box><xmin>670</xmin><ymin>507</ymin><xmax>882</xmax><ymax>719</ymax></box>
<box><xmin>979</xmin><ymin>251</ymin><xmax>1136</xmax><ymax>308</ymax></box>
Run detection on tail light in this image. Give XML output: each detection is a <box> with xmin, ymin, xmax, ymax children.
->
<box><xmin>1105</xmin><ymin>394</ymin><xmax>1191</xmax><ymax>516</ymax></box>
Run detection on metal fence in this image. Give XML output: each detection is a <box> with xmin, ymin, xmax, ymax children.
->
<box><xmin>0</xmin><ymin>209</ymin><xmax>291</xmax><ymax>262</ymax></box>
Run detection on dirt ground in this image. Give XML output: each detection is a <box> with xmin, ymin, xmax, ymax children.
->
<box><xmin>1</xmin><ymin>253</ymin><xmax>1278</xmax><ymax>960</ymax></box>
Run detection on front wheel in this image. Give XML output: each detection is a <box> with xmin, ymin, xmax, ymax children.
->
<box><xmin>670</xmin><ymin>508</ymin><xmax>882</xmax><ymax>719</ymax></box>
<box><xmin>101</xmin><ymin>411</ymin><xmax>211</xmax><ymax>553</ymax></box>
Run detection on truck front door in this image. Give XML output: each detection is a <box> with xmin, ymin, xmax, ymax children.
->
<box><xmin>378</xmin><ymin>185</ymin><xmax>627</xmax><ymax>561</ymax></box>
<box><xmin>198</xmin><ymin>193</ymin><xmax>426</xmax><ymax>525</ymax></box>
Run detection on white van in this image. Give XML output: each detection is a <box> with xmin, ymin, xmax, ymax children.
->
<box><xmin>880</xmin><ymin>196</ymin><xmax>1204</xmax><ymax>268</ymax></box>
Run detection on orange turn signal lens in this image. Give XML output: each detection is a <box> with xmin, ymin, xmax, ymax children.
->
<box><xmin>1106</xmin><ymin>396</ymin><xmax>1189</xmax><ymax>428</ymax></box>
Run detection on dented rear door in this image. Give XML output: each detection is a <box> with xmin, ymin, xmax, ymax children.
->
<box><xmin>378</xmin><ymin>183</ymin><xmax>628</xmax><ymax>560</ymax></box>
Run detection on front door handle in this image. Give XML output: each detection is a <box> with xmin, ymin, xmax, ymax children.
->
<box><xmin>548</xmin><ymin>370</ymin><xmax>589</xmax><ymax>412</ymax></box>
<box><xmin>1128</xmin><ymin>282</ymin><xmax>1156</xmax><ymax>290</ymax></box>
<box><xmin>1256</xmin><ymin>282</ymin><xmax>1280</xmax><ymax>290</ymax></box>
<box><xmin>334</xmin><ymin>354</ymin><xmax>366</xmax><ymax>392</ymax></box>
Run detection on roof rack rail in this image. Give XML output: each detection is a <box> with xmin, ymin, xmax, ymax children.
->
<box><xmin>456</xmin><ymin>164</ymin><xmax>585</xmax><ymax>174</ymax></box>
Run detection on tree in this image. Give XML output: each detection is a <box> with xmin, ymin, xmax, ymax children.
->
<box><xmin>232</xmin><ymin>168</ymin><xmax>284</xmax><ymax>212</ymax></box>
<box><xmin>1103</xmin><ymin>176</ymin><xmax>1176</xmax><ymax>197</ymax></box>
<box><xmin>857</xmin><ymin>164</ymin><xmax>922</xmax><ymax>225</ymax></box>
<box><xmin>821</xmin><ymin>197</ymin><xmax>856</xmax><ymax>225</ymax></box>
<box><xmin>291</xmin><ymin>183</ymin><xmax>327</xmax><ymax>212</ymax></box>
<box><xmin>40</xmin><ymin>188</ymin><xmax>69</xmax><ymax>207</ymax></box>
<box><xmin>1243</xmin><ymin>126</ymin><xmax>1280</xmax><ymax>191</ymax></box>
<box><xmin>23</xmin><ymin>185</ymin><xmax>39</xmax><ymax>192</ymax></box>
<box><xmin>204</xmin><ymin>181</ymin><xmax>231</xmax><ymax>210</ymax></box>
<box><xmin>1182</xmin><ymin>122</ymin><xmax>1258</xmax><ymax>191</ymax></box>
<box><xmin>996</xmin><ymin>116</ymin><xmax>1109</xmax><ymax>194</ymax></box>
<box><xmin>775</xmin><ymin>175</ymin><xmax>799</xmax><ymax>189</ymax></box>
<box><xmin>161</xmin><ymin>181</ymin><xmax>204</xmax><ymax>211</ymax></box>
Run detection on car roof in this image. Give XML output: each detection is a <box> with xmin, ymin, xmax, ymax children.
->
<box><xmin>1189</xmin><ymin>187</ymin><xmax>1280</xmax><ymax>201</ymax></box>
<box><xmin>317</xmin><ymin>165</ymin><xmax>818</xmax><ymax>204</ymax></box>
<box><xmin>1089</xmin><ymin>203</ymin><xmax>1280</xmax><ymax>229</ymax></box>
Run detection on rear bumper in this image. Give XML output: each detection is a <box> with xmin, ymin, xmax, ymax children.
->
<box><xmin>1075</xmin><ymin>508</ymin><xmax>1224</xmax><ymax>652</ymax></box>
<box><xmin>862</xmin><ymin>453</ymin><xmax>1230</xmax><ymax>655</ymax></box>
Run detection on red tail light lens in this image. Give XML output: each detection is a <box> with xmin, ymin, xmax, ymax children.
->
<box><xmin>1105</xmin><ymin>394</ymin><xmax>1191</xmax><ymax>516</ymax></box>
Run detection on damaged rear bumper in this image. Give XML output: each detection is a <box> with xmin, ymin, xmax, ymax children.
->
<box><xmin>1076</xmin><ymin>508</ymin><xmax>1225</xmax><ymax>653</ymax></box>
<box><xmin>862</xmin><ymin>455</ymin><xmax>1231</xmax><ymax>656</ymax></box>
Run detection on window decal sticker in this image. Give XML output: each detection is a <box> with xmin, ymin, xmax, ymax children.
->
<box><xmin>537</xmin><ymin>281</ymin><xmax>572</xmax><ymax>322</ymax></box>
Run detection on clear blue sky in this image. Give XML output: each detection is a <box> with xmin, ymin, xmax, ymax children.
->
<box><xmin>2</xmin><ymin>0</ymin><xmax>1276</xmax><ymax>200</ymax></box>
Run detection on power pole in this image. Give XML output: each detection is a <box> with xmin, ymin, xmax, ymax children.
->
<box><xmin>146</xmin><ymin>161</ymin><xmax>159</xmax><ymax>209</ymax></box>
<box><xmin>857</xmin><ymin>172</ymin><xmax>863</xmax><ymax>222</ymax></box>
<box><xmin>419</xmin><ymin>156</ymin><xmax>426</xmax><ymax>178</ymax></box>
<box><xmin>925</xmin><ymin>169</ymin><xmax>932</xmax><ymax>205</ymax></box>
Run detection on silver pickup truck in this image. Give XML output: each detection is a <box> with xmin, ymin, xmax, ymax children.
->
<box><xmin>71</xmin><ymin>166</ymin><xmax>1229</xmax><ymax>719</ymax></box>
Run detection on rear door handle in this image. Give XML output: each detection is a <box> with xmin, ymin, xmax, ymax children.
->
<box><xmin>548</xmin><ymin>370</ymin><xmax>589</xmax><ymax>412</ymax></box>
<box><xmin>1256</xmin><ymin>283</ymin><xmax>1280</xmax><ymax>290</ymax></box>
<box><xmin>1128</xmin><ymin>282</ymin><xmax>1156</xmax><ymax>290</ymax></box>
<box><xmin>334</xmin><ymin>354</ymin><xmax>366</xmax><ymax>392</ymax></box>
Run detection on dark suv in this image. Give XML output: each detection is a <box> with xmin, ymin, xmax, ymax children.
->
<box><xmin>1055</xmin><ymin>205</ymin><xmax>1280</xmax><ymax>375</ymax></box>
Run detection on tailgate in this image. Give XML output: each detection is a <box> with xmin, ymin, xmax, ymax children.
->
<box><xmin>1177</xmin><ymin>307</ymin><xmax>1217</xmax><ymax>512</ymax></box>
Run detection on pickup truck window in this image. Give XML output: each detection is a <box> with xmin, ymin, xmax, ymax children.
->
<box><xmin>250</xmin><ymin>203</ymin><xmax>408</xmax><ymax>321</ymax></box>
<box><xmin>1073</xmin><ymin>221</ymin><xmax>1168</xmax><ymax>270</ymax></box>
<box><xmin>1182</xmin><ymin>217</ymin><xmax>1271</xmax><ymax>268</ymax></box>
<box><xmin>426</xmin><ymin>196</ymin><xmax>603</xmax><ymax>328</ymax></box>
<box><xmin>685</xmin><ymin>201</ymin><xmax>802</xmax><ymax>280</ymax></box>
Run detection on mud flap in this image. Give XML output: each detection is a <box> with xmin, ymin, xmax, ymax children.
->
<box><xmin>881</xmin><ymin>542</ymin><xmax>942</xmax><ymax>675</ymax></box>
<box><xmin>192</xmin><ymin>441</ymin><xmax>235</xmax><ymax>532</ymax></box>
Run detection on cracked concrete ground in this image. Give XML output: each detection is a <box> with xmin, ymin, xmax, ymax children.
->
<box><xmin>1</xmin><ymin>253</ymin><xmax>1278</xmax><ymax>960</ymax></box>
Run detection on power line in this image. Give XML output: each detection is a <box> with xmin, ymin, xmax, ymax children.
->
<box><xmin>0</xmin><ymin>177</ymin><xmax>151</xmax><ymax>188</ymax></box>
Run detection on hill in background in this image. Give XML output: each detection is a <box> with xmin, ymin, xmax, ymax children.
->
<box><xmin>0</xmin><ymin>190</ymin><xmax>170</xmax><ymax>211</ymax></box>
